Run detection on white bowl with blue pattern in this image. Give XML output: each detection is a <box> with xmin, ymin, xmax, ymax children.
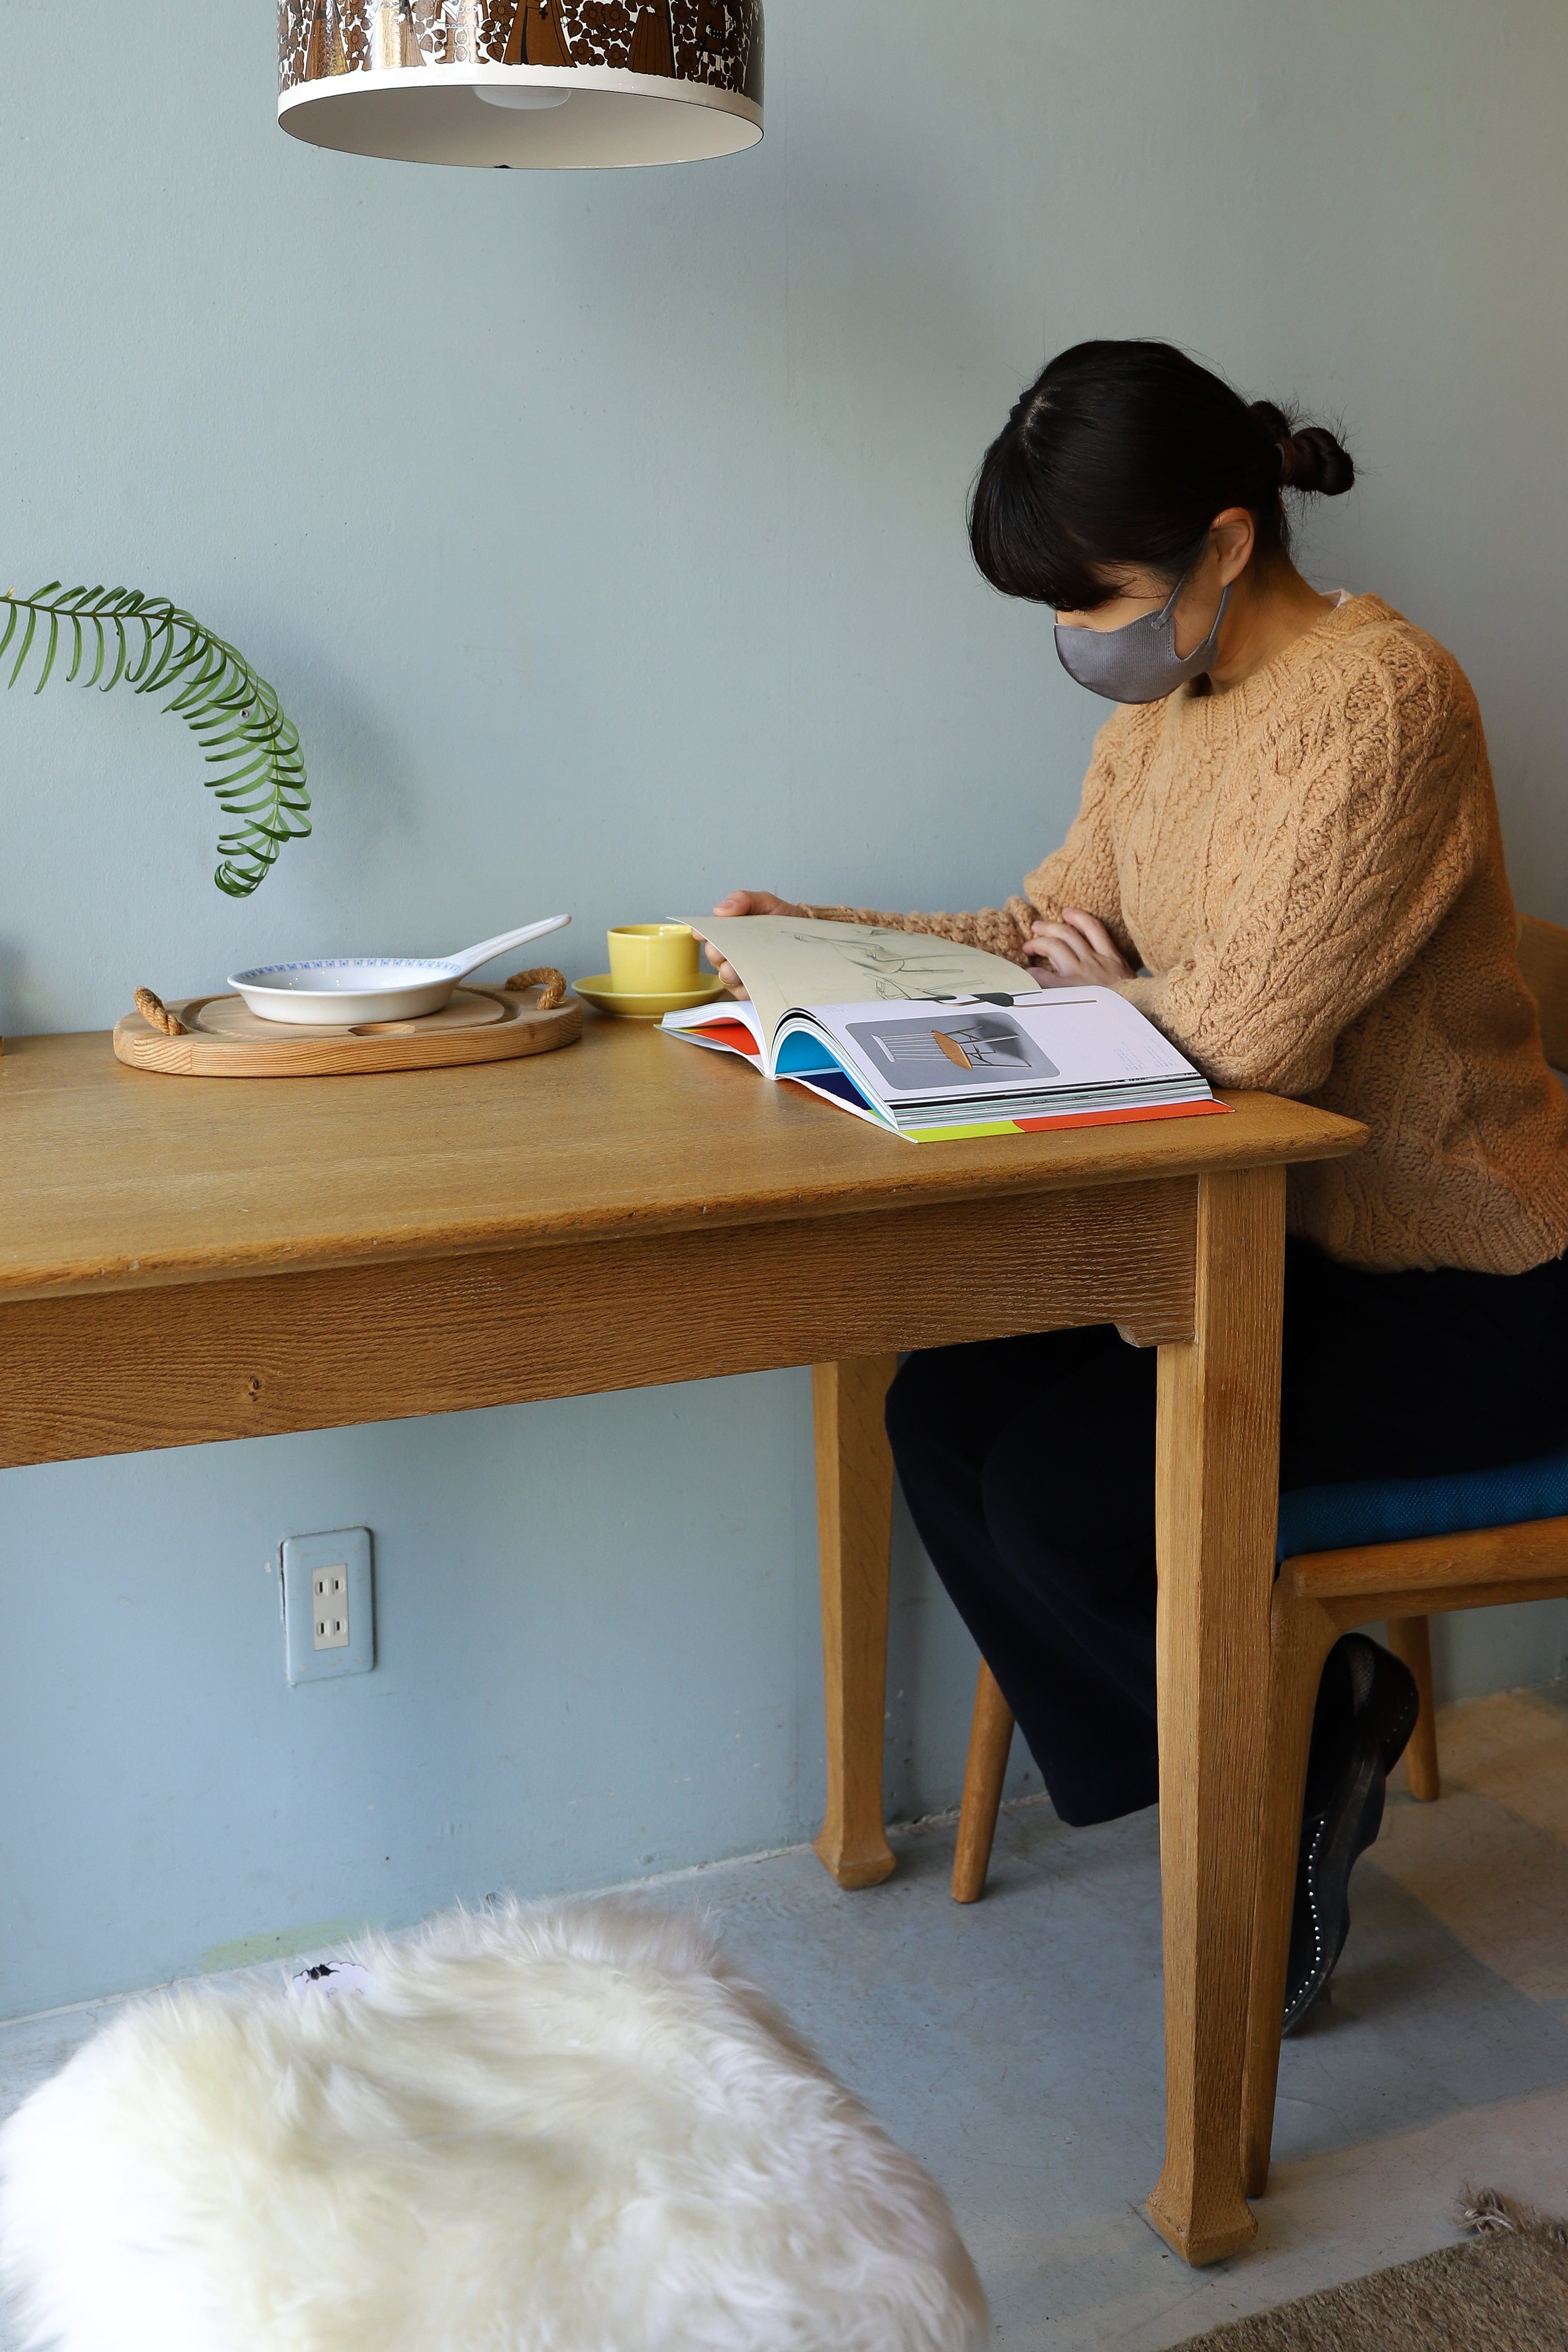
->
<box><xmin>229</xmin><ymin>916</ymin><xmax>570</xmax><ymax>1025</ymax></box>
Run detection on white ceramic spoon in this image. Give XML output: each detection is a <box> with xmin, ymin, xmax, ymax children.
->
<box><xmin>229</xmin><ymin>915</ymin><xmax>572</xmax><ymax>1026</ymax></box>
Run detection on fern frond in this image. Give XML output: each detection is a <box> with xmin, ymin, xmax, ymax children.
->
<box><xmin>1</xmin><ymin>580</ymin><xmax>311</xmax><ymax>895</ymax></box>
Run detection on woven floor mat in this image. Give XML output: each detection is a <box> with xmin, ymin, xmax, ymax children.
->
<box><xmin>1172</xmin><ymin>2193</ymin><xmax>1568</xmax><ymax>2352</ymax></box>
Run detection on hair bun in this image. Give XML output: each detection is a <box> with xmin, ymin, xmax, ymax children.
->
<box><xmin>1248</xmin><ymin>399</ymin><xmax>1354</xmax><ymax>498</ymax></box>
<box><xmin>1285</xmin><ymin>424</ymin><xmax>1355</xmax><ymax>496</ymax></box>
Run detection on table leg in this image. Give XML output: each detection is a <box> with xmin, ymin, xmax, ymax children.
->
<box><xmin>811</xmin><ymin>1356</ymin><xmax>898</xmax><ymax>1889</ymax></box>
<box><xmin>1146</xmin><ymin>1166</ymin><xmax>1285</xmax><ymax>2265</ymax></box>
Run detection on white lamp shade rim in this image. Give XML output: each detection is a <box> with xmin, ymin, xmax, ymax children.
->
<box><xmin>278</xmin><ymin>65</ymin><xmax>761</xmax><ymax>166</ymax></box>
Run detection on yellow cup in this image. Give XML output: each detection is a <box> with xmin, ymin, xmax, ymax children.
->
<box><xmin>608</xmin><ymin>923</ymin><xmax>700</xmax><ymax>994</ymax></box>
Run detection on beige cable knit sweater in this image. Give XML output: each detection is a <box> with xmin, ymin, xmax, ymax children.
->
<box><xmin>808</xmin><ymin>594</ymin><xmax>1568</xmax><ymax>1274</ymax></box>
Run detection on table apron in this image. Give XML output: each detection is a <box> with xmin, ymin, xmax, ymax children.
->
<box><xmin>0</xmin><ymin>1176</ymin><xmax>1197</xmax><ymax>1466</ymax></box>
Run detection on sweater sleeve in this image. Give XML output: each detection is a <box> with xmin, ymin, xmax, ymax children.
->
<box><xmin>1018</xmin><ymin>711</ymin><xmax>1137</xmax><ymax>962</ymax></box>
<box><xmin>1120</xmin><ymin>645</ymin><xmax>1486</xmax><ymax>1093</ymax></box>
<box><xmin>802</xmin><ymin>711</ymin><xmax>1134</xmax><ymax>969</ymax></box>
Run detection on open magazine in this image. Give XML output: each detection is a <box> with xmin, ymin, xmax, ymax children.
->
<box><xmin>661</xmin><ymin>916</ymin><xmax>1224</xmax><ymax>1143</ymax></box>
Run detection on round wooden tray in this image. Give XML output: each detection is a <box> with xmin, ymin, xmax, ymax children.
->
<box><xmin>113</xmin><ymin>985</ymin><xmax>582</xmax><ymax>1077</ymax></box>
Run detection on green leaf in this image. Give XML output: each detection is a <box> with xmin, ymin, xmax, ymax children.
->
<box><xmin>35</xmin><ymin>611</ymin><xmax>60</xmax><ymax>693</ymax></box>
<box><xmin>8</xmin><ymin>606</ymin><xmax>38</xmax><ymax>690</ymax></box>
<box><xmin>0</xmin><ymin>579</ymin><xmax>311</xmax><ymax>896</ymax></box>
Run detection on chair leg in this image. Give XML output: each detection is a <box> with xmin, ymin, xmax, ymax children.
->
<box><xmin>1385</xmin><ymin>1615</ymin><xmax>1440</xmax><ymax>1800</ymax></box>
<box><xmin>952</xmin><ymin>1659</ymin><xmax>1015</xmax><ymax>1903</ymax></box>
<box><xmin>1241</xmin><ymin>1597</ymin><xmax>1341</xmax><ymax>2200</ymax></box>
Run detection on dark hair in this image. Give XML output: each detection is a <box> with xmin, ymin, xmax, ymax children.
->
<box><xmin>969</xmin><ymin>339</ymin><xmax>1355</xmax><ymax>611</ymax></box>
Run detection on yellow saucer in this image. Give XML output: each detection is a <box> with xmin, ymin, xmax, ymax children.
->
<box><xmin>575</xmin><ymin>972</ymin><xmax>730</xmax><ymax>1020</ymax></box>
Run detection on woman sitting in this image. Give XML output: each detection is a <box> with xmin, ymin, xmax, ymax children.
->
<box><xmin>708</xmin><ymin>338</ymin><xmax>1568</xmax><ymax>2029</ymax></box>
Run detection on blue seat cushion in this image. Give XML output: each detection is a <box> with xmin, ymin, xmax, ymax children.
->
<box><xmin>1276</xmin><ymin>1442</ymin><xmax>1568</xmax><ymax>1564</ymax></box>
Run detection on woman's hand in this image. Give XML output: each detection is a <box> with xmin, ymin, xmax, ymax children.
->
<box><xmin>1022</xmin><ymin>906</ymin><xmax>1133</xmax><ymax>988</ymax></box>
<box><xmin>705</xmin><ymin>889</ymin><xmax>808</xmax><ymax>996</ymax></box>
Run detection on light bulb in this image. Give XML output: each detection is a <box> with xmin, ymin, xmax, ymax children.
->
<box><xmin>474</xmin><ymin>85</ymin><xmax>572</xmax><ymax>111</ymax></box>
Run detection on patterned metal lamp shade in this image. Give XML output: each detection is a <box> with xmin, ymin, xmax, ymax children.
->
<box><xmin>279</xmin><ymin>2</ymin><xmax>762</xmax><ymax>167</ymax></box>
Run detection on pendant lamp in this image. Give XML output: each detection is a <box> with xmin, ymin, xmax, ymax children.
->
<box><xmin>278</xmin><ymin>1</ymin><xmax>762</xmax><ymax>168</ymax></box>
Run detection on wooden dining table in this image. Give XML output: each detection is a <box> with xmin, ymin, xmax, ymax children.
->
<box><xmin>0</xmin><ymin>1012</ymin><xmax>1362</xmax><ymax>2264</ymax></box>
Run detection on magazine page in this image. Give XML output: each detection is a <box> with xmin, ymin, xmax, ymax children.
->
<box><xmin>660</xmin><ymin>997</ymin><xmax>767</xmax><ymax>1056</ymax></box>
<box><xmin>678</xmin><ymin>915</ymin><xmax>1037</xmax><ymax>1067</ymax></box>
<box><xmin>798</xmin><ymin>987</ymin><xmax>1202</xmax><ymax>1111</ymax></box>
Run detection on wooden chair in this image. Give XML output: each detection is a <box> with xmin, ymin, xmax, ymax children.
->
<box><xmin>949</xmin><ymin>910</ymin><xmax>1568</xmax><ymax>2196</ymax></box>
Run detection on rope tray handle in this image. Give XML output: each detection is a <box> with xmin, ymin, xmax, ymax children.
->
<box><xmin>503</xmin><ymin>966</ymin><xmax>568</xmax><ymax>1010</ymax></box>
<box><xmin>134</xmin><ymin>986</ymin><xmax>187</xmax><ymax>1037</ymax></box>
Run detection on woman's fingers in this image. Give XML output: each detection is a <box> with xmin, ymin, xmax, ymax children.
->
<box><xmin>706</xmin><ymin>892</ymin><xmax>805</xmax><ymax>995</ymax></box>
<box><xmin>1061</xmin><ymin>906</ymin><xmax>1118</xmax><ymax>958</ymax></box>
<box><xmin>1024</xmin><ymin>920</ymin><xmax>1089</xmax><ymax>974</ymax></box>
<box><xmin>710</xmin><ymin>889</ymin><xmax>806</xmax><ymax>918</ymax></box>
<box><xmin>700</xmin><ymin>944</ymin><xmax>748</xmax><ymax>993</ymax></box>
<box><xmin>698</xmin><ymin>935</ymin><xmax>751</xmax><ymax>996</ymax></box>
<box><xmin>1024</xmin><ymin>909</ymin><xmax>1132</xmax><ymax>985</ymax></box>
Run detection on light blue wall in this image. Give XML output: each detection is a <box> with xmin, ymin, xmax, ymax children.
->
<box><xmin>3</xmin><ymin>1</ymin><xmax>1566</xmax><ymax>2017</ymax></box>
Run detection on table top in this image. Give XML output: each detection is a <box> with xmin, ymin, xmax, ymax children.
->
<box><xmin>0</xmin><ymin>1019</ymin><xmax>1365</xmax><ymax>1302</ymax></box>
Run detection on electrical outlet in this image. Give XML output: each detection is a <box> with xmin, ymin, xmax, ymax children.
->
<box><xmin>281</xmin><ymin>1528</ymin><xmax>373</xmax><ymax>1685</ymax></box>
<box><xmin>313</xmin><ymin>1565</ymin><xmax>350</xmax><ymax>1650</ymax></box>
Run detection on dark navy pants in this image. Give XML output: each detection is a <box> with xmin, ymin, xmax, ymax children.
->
<box><xmin>887</xmin><ymin>1237</ymin><xmax>1568</xmax><ymax>1828</ymax></box>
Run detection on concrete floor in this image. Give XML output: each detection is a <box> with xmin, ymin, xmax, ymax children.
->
<box><xmin>4</xmin><ymin>1684</ymin><xmax>1568</xmax><ymax>2348</ymax></box>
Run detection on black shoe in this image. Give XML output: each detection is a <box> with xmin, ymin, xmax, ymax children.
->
<box><xmin>1346</xmin><ymin>1630</ymin><xmax>1422</xmax><ymax>1779</ymax></box>
<box><xmin>1282</xmin><ymin>1635</ymin><xmax>1419</xmax><ymax>2035</ymax></box>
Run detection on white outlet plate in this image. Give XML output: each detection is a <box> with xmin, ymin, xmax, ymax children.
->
<box><xmin>281</xmin><ymin>1528</ymin><xmax>374</xmax><ymax>1685</ymax></box>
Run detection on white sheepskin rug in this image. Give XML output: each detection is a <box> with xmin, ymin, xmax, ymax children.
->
<box><xmin>0</xmin><ymin>1897</ymin><xmax>986</xmax><ymax>2352</ymax></box>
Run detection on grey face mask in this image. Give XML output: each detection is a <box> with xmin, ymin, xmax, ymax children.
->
<box><xmin>1054</xmin><ymin>562</ymin><xmax>1230</xmax><ymax>704</ymax></box>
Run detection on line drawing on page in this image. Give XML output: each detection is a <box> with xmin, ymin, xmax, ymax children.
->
<box><xmin>781</xmin><ymin>925</ymin><xmax>1010</xmax><ymax>1000</ymax></box>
